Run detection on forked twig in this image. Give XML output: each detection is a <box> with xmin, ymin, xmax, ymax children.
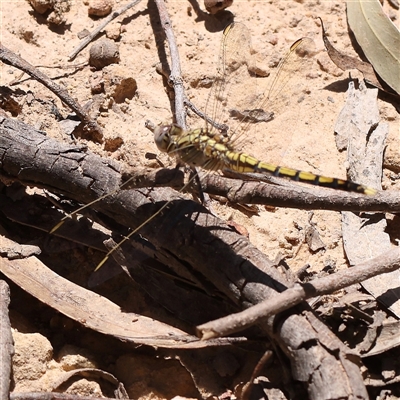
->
<box><xmin>197</xmin><ymin>247</ymin><xmax>400</xmax><ymax>339</ymax></box>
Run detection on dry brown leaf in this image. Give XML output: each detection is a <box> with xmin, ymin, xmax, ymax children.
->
<box><xmin>336</xmin><ymin>82</ymin><xmax>400</xmax><ymax>317</ymax></box>
<box><xmin>50</xmin><ymin>368</ymin><xmax>129</xmax><ymax>398</ymax></box>
<box><xmin>319</xmin><ymin>18</ymin><xmax>385</xmax><ymax>91</ymax></box>
<box><xmin>0</xmin><ymin>236</ymin><xmax>237</xmax><ymax>349</ymax></box>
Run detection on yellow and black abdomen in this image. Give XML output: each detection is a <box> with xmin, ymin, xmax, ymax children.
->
<box><xmin>223</xmin><ymin>151</ymin><xmax>376</xmax><ymax>195</ymax></box>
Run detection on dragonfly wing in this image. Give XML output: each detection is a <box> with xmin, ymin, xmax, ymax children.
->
<box><xmin>203</xmin><ymin>22</ymin><xmax>254</xmax><ymax>135</ymax></box>
<box><xmin>229</xmin><ymin>36</ymin><xmax>317</xmax><ymax>150</ymax></box>
<box><xmin>267</xmin><ymin>37</ymin><xmax>316</xmax><ymax>102</ymax></box>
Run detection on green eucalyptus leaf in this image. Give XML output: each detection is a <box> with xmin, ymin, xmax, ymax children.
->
<box><xmin>347</xmin><ymin>0</ymin><xmax>400</xmax><ymax>94</ymax></box>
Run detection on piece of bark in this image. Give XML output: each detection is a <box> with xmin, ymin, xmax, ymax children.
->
<box><xmin>0</xmin><ymin>117</ymin><xmax>371</xmax><ymax>399</ymax></box>
<box><xmin>336</xmin><ymin>82</ymin><xmax>399</xmax><ymax>317</ymax></box>
<box><xmin>1</xmin><ymin>236</ymin><xmax>238</xmax><ymax>349</ymax></box>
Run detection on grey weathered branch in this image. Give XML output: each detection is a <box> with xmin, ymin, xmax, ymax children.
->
<box><xmin>154</xmin><ymin>0</ymin><xmax>186</xmax><ymax>129</ymax></box>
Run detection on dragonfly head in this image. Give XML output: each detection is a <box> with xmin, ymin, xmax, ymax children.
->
<box><xmin>154</xmin><ymin>124</ymin><xmax>184</xmax><ymax>153</ymax></box>
<box><xmin>153</xmin><ymin>125</ymin><xmax>172</xmax><ymax>152</ymax></box>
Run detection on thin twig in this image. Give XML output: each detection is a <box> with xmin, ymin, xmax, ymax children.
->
<box><xmin>197</xmin><ymin>247</ymin><xmax>400</xmax><ymax>339</ymax></box>
<box><xmin>241</xmin><ymin>351</ymin><xmax>273</xmax><ymax>400</ymax></box>
<box><xmin>0</xmin><ymin>44</ymin><xmax>103</xmax><ymax>142</ymax></box>
<box><xmin>184</xmin><ymin>97</ymin><xmax>229</xmax><ymax>133</ymax></box>
<box><xmin>68</xmin><ymin>0</ymin><xmax>142</xmax><ymax>60</ymax></box>
<box><xmin>33</xmin><ymin>61</ymin><xmax>88</xmax><ymax>70</ymax></box>
<box><xmin>0</xmin><ymin>281</ymin><xmax>13</xmax><ymax>400</ymax></box>
<box><xmin>154</xmin><ymin>0</ymin><xmax>186</xmax><ymax>129</ymax></box>
<box><xmin>154</xmin><ymin>62</ymin><xmax>220</xmax><ymax>131</ymax></box>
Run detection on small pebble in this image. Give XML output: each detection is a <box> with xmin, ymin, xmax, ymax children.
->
<box><xmin>89</xmin><ymin>39</ymin><xmax>120</xmax><ymax>69</ymax></box>
<box><xmin>88</xmin><ymin>0</ymin><xmax>113</xmax><ymax>17</ymax></box>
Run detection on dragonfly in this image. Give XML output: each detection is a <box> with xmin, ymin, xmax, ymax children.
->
<box><xmin>53</xmin><ymin>22</ymin><xmax>377</xmax><ymax>269</ymax></box>
<box><xmin>152</xmin><ymin>22</ymin><xmax>376</xmax><ymax>195</ymax></box>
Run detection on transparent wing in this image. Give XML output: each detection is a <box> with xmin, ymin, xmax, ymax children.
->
<box><xmin>266</xmin><ymin>37</ymin><xmax>316</xmax><ymax>103</ymax></box>
<box><xmin>203</xmin><ymin>22</ymin><xmax>253</xmax><ymax>135</ymax></box>
<box><xmin>204</xmin><ymin>22</ymin><xmax>316</xmax><ymax>150</ymax></box>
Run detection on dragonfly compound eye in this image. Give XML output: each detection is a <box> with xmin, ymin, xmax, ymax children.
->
<box><xmin>154</xmin><ymin>125</ymin><xmax>172</xmax><ymax>152</ymax></box>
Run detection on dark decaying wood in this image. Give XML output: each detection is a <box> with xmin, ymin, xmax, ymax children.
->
<box><xmin>0</xmin><ymin>116</ymin><xmax>371</xmax><ymax>399</ymax></box>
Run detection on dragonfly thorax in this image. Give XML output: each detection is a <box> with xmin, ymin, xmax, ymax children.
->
<box><xmin>152</xmin><ymin>123</ymin><xmax>236</xmax><ymax>171</ymax></box>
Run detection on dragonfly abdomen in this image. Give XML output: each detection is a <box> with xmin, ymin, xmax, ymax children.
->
<box><xmin>224</xmin><ymin>151</ymin><xmax>376</xmax><ymax>195</ymax></box>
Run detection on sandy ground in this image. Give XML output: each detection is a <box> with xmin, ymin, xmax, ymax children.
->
<box><xmin>1</xmin><ymin>0</ymin><xmax>400</xmax><ymax>398</ymax></box>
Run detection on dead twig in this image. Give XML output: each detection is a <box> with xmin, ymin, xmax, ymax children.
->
<box><xmin>184</xmin><ymin>97</ymin><xmax>229</xmax><ymax>132</ymax></box>
<box><xmin>0</xmin><ymin>44</ymin><xmax>103</xmax><ymax>142</ymax></box>
<box><xmin>197</xmin><ymin>247</ymin><xmax>400</xmax><ymax>339</ymax></box>
<box><xmin>200</xmin><ymin>172</ymin><xmax>399</xmax><ymax>212</ymax></box>
<box><xmin>68</xmin><ymin>0</ymin><xmax>142</xmax><ymax>60</ymax></box>
<box><xmin>240</xmin><ymin>351</ymin><xmax>273</xmax><ymax>400</ymax></box>
<box><xmin>120</xmin><ymin>166</ymin><xmax>399</xmax><ymax>212</ymax></box>
<box><xmin>154</xmin><ymin>0</ymin><xmax>186</xmax><ymax>129</ymax></box>
<box><xmin>0</xmin><ymin>280</ymin><xmax>13</xmax><ymax>400</ymax></box>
